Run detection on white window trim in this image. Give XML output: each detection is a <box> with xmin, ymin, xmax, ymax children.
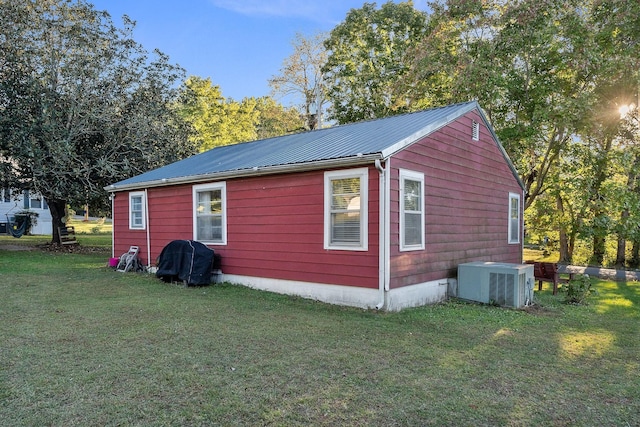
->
<box><xmin>324</xmin><ymin>168</ymin><xmax>368</xmax><ymax>251</ymax></box>
<box><xmin>508</xmin><ymin>192</ymin><xmax>521</xmax><ymax>244</ymax></box>
<box><xmin>399</xmin><ymin>169</ymin><xmax>425</xmax><ymax>251</ymax></box>
<box><xmin>193</xmin><ymin>182</ymin><xmax>227</xmax><ymax>245</ymax></box>
<box><xmin>129</xmin><ymin>191</ymin><xmax>146</xmax><ymax>230</ymax></box>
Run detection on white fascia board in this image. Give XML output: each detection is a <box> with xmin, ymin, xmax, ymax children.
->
<box><xmin>380</xmin><ymin>102</ymin><xmax>479</xmax><ymax>159</ymax></box>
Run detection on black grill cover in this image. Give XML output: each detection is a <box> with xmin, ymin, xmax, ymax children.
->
<box><xmin>156</xmin><ymin>240</ymin><xmax>215</xmax><ymax>285</ymax></box>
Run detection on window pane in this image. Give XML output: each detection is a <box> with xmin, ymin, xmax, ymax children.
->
<box><xmin>510</xmin><ymin>218</ymin><xmax>519</xmax><ymax>241</ymax></box>
<box><xmin>131</xmin><ymin>211</ymin><xmax>143</xmax><ymax>227</ymax></box>
<box><xmin>404</xmin><ymin>179</ymin><xmax>421</xmax><ymax>211</ymax></box>
<box><xmin>331</xmin><ymin>179</ymin><xmax>360</xmax><ymax>210</ymax></box>
<box><xmin>331</xmin><ymin>212</ymin><xmax>360</xmax><ymax>243</ymax></box>
<box><xmin>197</xmin><ymin>215</ymin><xmax>222</xmax><ymax>241</ymax></box>
<box><xmin>131</xmin><ymin>197</ymin><xmax>142</xmax><ymax>211</ymax></box>
<box><xmin>404</xmin><ymin>212</ymin><xmax>422</xmax><ymax>245</ymax></box>
<box><xmin>197</xmin><ymin>190</ymin><xmax>222</xmax><ymax>214</ymax></box>
<box><xmin>510</xmin><ymin>198</ymin><xmax>519</xmax><ymax>219</ymax></box>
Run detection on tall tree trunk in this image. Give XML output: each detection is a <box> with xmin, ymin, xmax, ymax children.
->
<box><xmin>591</xmin><ymin>235</ymin><xmax>605</xmax><ymax>266</ymax></box>
<box><xmin>615</xmin><ymin>210</ymin><xmax>629</xmax><ymax>268</ymax></box>
<box><xmin>46</xmin><ymin>198</ymin><xmax>67</xmax><ymax>244</ymax></box>
<box><xmin>557</xmin><ymin>194</ymin><xmax>572</xmax><ymax>263</ymax></box>
<box><xmin>631</xmin><ymin>241</ymin><xmax>640</xmax><ymax>269</ymax></box>
<box><xmin>615</xmin><ymin>235</ymin><xmax>626</xmax><ymax>268</ymax></box>
<box><xmin>616</xmin><ymin>156</ymin><xmax>640</xmax><ymax>268</ymax></box>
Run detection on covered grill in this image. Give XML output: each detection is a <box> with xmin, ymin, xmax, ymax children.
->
<box><xmin>156</xmin><ymin>240</ymin><xmax>220</xmax><ymax>286</ymax></box>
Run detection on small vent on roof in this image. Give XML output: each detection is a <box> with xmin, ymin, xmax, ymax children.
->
<box><xmin>472</xmin><ymin>120</ymin><xmax>480</xmax><ymax>141</ymax></box>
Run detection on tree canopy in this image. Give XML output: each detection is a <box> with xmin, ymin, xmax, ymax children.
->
<box><xmin>176</xmin><ymin>76</ymin><xmax>305</xmax><ymax>151</ymax></box>
<box><xmin>318</xmin><ymin>0</ymin><xmax>640</xmax><ymax>265</ymax></box>
<box><xmin>322</xmin><ymin>1</ymin><xmax>430</xmax><ymax>124</ymax></box>
<box><xmin>0</xmin><ymin>0</ymin><xmax>196</xmax><ymax>243</ymax></box>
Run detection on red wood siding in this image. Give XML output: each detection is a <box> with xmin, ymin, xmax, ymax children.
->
<box><xmin>389</xmin><ymin>110</ymin><xmax>522</xmax><ymax>288</ymax></box>
<box><xmin>114</xmin><ymin>167</ymin><xmax>380</xmax><ymax>289</ymax></box>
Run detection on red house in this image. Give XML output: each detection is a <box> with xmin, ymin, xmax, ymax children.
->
<box><xmin>107</xmin><ymin>101</ymin><xmax>525</xmax><ymax>310</ymax></box>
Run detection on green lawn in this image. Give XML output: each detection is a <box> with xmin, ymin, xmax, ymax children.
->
<box><xmin>0</xmin><ymin>239</ymin><xmax>638</xmax><ymax>426</ymax></box>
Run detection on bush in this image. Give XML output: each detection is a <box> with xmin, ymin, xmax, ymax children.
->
<box><xmin>564</xmin><ymin>274</ymin><xmax>594</xmax><ymax>305</ymax></box>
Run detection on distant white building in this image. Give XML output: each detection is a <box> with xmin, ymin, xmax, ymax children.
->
<box><xmin>0</xmin><ymin>188</ymin><xmax>52</xmax><ymax>235</ymax></box>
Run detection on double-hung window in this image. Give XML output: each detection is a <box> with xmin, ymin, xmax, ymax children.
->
<box><xmin>508</xmin><ymin>192</ymin><xmax>521</xmax><ymax>244</ymax></box>
<box><xmin>193</xmin><ymin>182</ymin><xmax>226</xmax><ymax>244</ymax></box>
<box><xmin>400</xmin><ymin>169</ymin><xmax>425</xmax><ymax>251</ymax></box>
<box><xmin>129</xmin><ymin>191</ymin><xmax>146</xmax><ymax>230</ymax></box>
<box><xmin>324</xmin><ymin>168</ymin><xmax>368</xmax><ymax>251</ymax></box>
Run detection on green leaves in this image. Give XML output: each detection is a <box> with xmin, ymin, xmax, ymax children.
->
<box><xmin>0</xmin><ymin>0</ymin><xmax>195</xmax><ymax>239</ymax></box>
<box><xmin>323</xmin><ymin>1</ymin><xmax>429</xmax><ymax>123</ymax></box>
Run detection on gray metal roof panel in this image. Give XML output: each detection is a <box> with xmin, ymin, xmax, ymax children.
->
<box><xmin>110</xmin><ymin>101</ymin><xmax>481</xmax><ymax>189</ymax></box>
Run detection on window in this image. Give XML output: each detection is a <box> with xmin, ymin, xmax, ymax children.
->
<box><xmin>23</xmin><ymin>190</ymin><xmax>30</xmax><ymax>209</ymax></box>
<box><xmin>129</xmin><ymin>191</ymin><xmax>146</xmax><ymax>230</ymax></box>
<box><xmin>400</xmin><ymin>169</ymin><xmax>425</xmax><ymax>251</ymax></box>
<box><xmin>193</xmin><ymin>182</ymin><xmax>226</xmax><ymax>244</ymax></box>
<box><xmin>3</xmin><ymin>187</ymin><xmax>11</xmax><ymax>203</ymax></box>
<box><xmin>324</xmin><ymin>168</ymin><xmax>368</xmax><ymax>251</ymax></box>
<box><xmin>508</xmin><ymin>193</ymin><xmax>521</xmax><ymax>244</ymax></box>
<box><xmin>30</xmin><ymin>195</ymin><xmax>47</xmax><ymax>210</ymax></box>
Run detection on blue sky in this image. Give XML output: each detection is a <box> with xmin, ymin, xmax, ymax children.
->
<box><xmin>90</xmin><ymin>0</ymin><xmax>429</xmax><ymax>103</ymax></box>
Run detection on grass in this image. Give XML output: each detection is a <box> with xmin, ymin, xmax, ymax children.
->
<box><xmin>1</xmin><ymin>239</ymin><xmax>639</xmax><ymax>426</ymax></box>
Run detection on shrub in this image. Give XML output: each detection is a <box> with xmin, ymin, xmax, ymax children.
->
<box><xmin>564</xmin><ymin>274</ymin><xmax>594</xmax><ymax>305</ymax></box>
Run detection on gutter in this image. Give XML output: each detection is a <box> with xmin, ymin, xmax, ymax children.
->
<box><xmin>105</xmin><ymin>154</ymin><xmax>383</xmax><ymax>192</ymax></box>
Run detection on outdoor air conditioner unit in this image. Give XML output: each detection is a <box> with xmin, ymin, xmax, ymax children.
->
<box><xmin>457</xmin><ymin>262</ymin><xmax>534</xmax><ymax>308</ymax></box>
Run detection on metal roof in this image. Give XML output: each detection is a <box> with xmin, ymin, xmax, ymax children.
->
<box><xmin>108</xmin><ymin>101</ymin><xmax>520</xmax><ymax>191</ymax></box>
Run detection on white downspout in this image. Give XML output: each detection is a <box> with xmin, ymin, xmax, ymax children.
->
<box><xmin>144</xmin><ymin>188</ymin><xmax>151</xmax><ymax>269</ymax></box>
<box><xmin>110</xmin><ymin>193</ymin><xmax>115</xmax><ymax>258</ymax></box>
<box><xmin>375</xmin><ymin>159</ymin><xmax>388</xmax><ymax>310</ymax></box>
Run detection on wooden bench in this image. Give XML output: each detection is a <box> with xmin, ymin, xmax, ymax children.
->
<box><xmin>58</xmin><ymin>226</ymin><xmax>78</xmax><ymax>245</ymax></box>
<box><xmin>526</xmin><ymin>261</ymin><xmax>572</xmax><ymax>295</ymax></box>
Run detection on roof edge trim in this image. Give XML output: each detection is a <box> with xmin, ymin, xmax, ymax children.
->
<box><xmin>380</xmin><ymin>101</ymin><xmax>479</xmax><ymax>158</ymax></box>
<box><xmin>105</xmin><ymin>153</ymin><xmax>383</xmax><ymax>192</ymax></box>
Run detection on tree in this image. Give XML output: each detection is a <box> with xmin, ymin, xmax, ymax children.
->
<box><xmin>253</xmin><ymin>96</ymin><xmax>305</xmax><ymax>139</ymax></box>
<box><xmin>590</xmin><ymin>0</ymin><xmax>640</xmax><ymax>267</ymax></box>
<box><xmin>411</xmin><ymin>0</ymin><xmax>597</xmax><ymax>212</ymax></box>
<box><xmin>176</xmin><ymin>76</ymin><xmax>259</xmax><ymax>151</ymax></box>
<box><xmin>269</xmin><ymin>32</ymin><xmax>328</xmax><ymax>130</ymax></box>
<box><xmin>0</xmin><ymin>0</ymin><xmax>195</xmax><ymax>244</ymax></box>
<box><xmin>322</xmin><ymin>1</ymin><xmax>429</xmax><ymax>124</ymax></box>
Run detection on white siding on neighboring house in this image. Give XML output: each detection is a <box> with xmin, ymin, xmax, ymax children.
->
<box><xmin>0</xmin><ymin>189</ymin><xmax>52</xmax><ymax>235</ymax></box>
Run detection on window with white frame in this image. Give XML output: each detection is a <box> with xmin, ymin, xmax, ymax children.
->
<box><xmin>129</xmin><ymin>191</ymin><xmax>146</xmax><ymax>230</ymax></box>
<box><xmin>324</xmin><ymin>168</ymin><xmax>368</xmax><ymax>250</ymax></box>
<box><xmin>508</xmin><ymin>192</ymin><xmax>521</xmax><ymax>244</ymax></box>
<box><xmin>29</xmin><ymin>194</ymin><xmax>47</xmax><ymax>210</ymax></box>
<box><xmin>193</xmin><ymin>182</ymin><xmax>226</xmax><ymax>244</ymax></box>
<box><xmin>400</xmin><ymin>169</ymin><xmax>425</xmax><ymax>251</ymax></box>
